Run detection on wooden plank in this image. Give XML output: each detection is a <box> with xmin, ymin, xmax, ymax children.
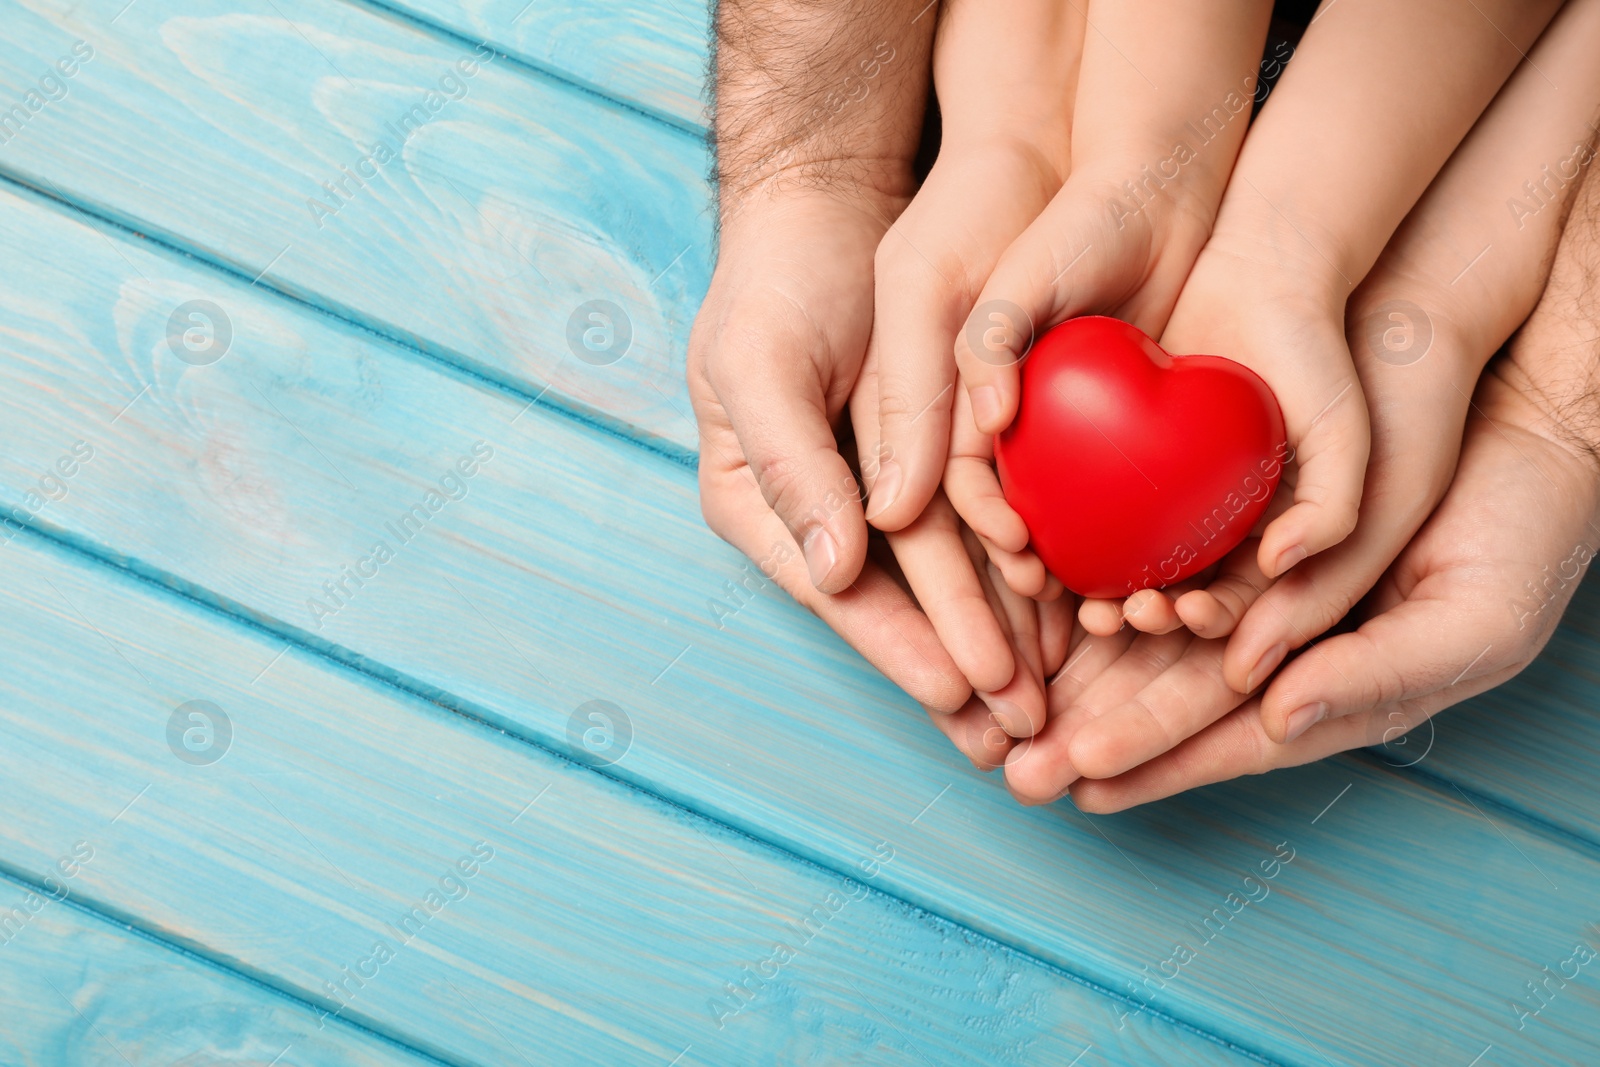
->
<box><xmin>0</xmin><ymin>0</ymin><xmax>710</xmax><ymax>457</ymax></box>
<box><xmin>0</xmin><ymin>874</ymin><xmax>438</xmax><ymax>1067</ymax></box>
<box><xmin>4</xmin><ymin>183</ymin><xmax>1600</xmax><ymax>1063</ymax></box>
<box><xmin>0</xmin><ymin>534</ymin><xmax>1252</xmax><ymax>1067</ymax></box>
<box><xmin>371</xmin><ymin>0</ymin><xmax>709</xmax><ymax>131</ymax></box>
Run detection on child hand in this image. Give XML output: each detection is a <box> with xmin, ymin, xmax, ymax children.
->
<box><xmin>848</xmin><ymin>0</ymin><xmax>1084</xmax><ymax>733</ymax></box>
<box><xmin>1072</xmin><ymin>350</ymin><xmax>1600</xmax><ymax>811</ymax></box>
<box><xmin>1081</xmin><ymin>0</ymin><xmax>1565</xmax><ymax>640</ymax></box>
<box><xmin>1004</xmin><ymin>0</ymin><xmax>1600</xmax><ymax>797</ymax></box>
<box><xmin>947</xmin><ymin>0</ymin><xmax>1274</xmax><ymax>591</ymax></box>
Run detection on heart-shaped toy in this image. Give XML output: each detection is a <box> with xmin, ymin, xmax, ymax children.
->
<box><xmin>994</xmin><ymin>316</ymin><xmax>1287</xmax><ymax>599</ymax></box>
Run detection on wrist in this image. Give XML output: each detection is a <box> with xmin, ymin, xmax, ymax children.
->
<box><xmin>720</xmin><ymin>183</ymin><xmax>908</xmax><ymax>252</ymax></box>
<box><xmin>1205</xmin><ymin>188</ymin><xmax>1362</xmax><ymax>297</ymax></box>
<box><xmin>1072</xmin><ymin>148</ymin><xmax>1227</xmax><ymax>240</ymax></box>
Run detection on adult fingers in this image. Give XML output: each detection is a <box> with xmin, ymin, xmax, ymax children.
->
<box><xmin>926</xmin><ymin>693</ymin><xmax>1017</xmax><ymax>772</ymax></box>
<box><xmin>1048</xmin><ymin>623</ymin><xmax>1136</xmax><ymax>708</ymax></box>
<box><xmin>707</xmin><ymin>324</ymin><xmax>869</xmax><ymax>595</ymax></box>
<box><xmin>697</xmin><ymin>415</ymin><xmax>971</xmax><ymax>713</ymax></box>
<box><xmin>1069</xmin><ymin>698</ymin><xmax>1364</xmax><ymax>813</ymax></box>
<box><xmin>1064</xmin><ymin>637</ymin><xmax>1249</xmax><ymax>780</ymax></box>
<box><xmin>1040</xmin><ymin>592</ymin><xmax>1075</xmax><ymax>676</ymax></box>
<box><xmin>1005</xmin><ymin>629</ymin><xmax>1195</xmax><ymax>802</ymax></box>
<box><xmin>1070</xmin><ymin>669</ymin><xmax>1514</xmax><ymax>813</ymax></box>
<box><xmin>1256</xmin><ymin>574</ymin><xmax>1523</xmax><ymax>744</ymax></box>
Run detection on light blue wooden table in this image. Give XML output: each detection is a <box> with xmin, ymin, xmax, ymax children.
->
<box><xmin>1</xmin><ymin>3</ymin><xmax>1598</xmax><ymax>1064</ymax></box>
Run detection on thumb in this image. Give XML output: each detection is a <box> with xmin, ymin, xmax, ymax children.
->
<box><xmin>710</xmin><ymin>345</ymin><xmax>869</xmax><ymax>595</ymax></box>
<box><xmin>955</xmin><ymin>180</ymin><xmax>1157</xmax><ymax>435</ymax></box>
<box><xmin>1257</xmin><ymin>587</ymin><xmax>1512</xmax><ymax>745</ymax></box>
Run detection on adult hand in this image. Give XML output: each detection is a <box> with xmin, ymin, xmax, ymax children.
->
<box><xmin>1076</xmin><ymin>0</ymin><xmax>1563</xmax><ymax>632</ymax></box>
<box><xmin>692</xmin><ymin>1</ymin><xmax>982</xmax><ymax>711</ymax></box>
<box><xmin>1071</xmin><ymin>355</ymin><xmax>1600</xmax><ymax>811</ymax></box>
<box><xmin>1001</xmin><ymin>0</ymin><xmax>1600</xmax><ymax>801</ymax></box>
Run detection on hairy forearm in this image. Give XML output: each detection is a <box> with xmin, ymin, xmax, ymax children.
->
<box><xmin>712</xmin><ymin>0</ymin><xmax>936</xmax><ymax>217</ymax></box>
<box><xmin>1504</xmin><ymin>140</ymin><xmax>1600</xmax><ymax>469</ymax></box>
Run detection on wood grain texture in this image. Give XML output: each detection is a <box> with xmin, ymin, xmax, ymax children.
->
<box><xmin>0</xmin><ymin>0</ymin><xmax>711</xmax><ymax>458</ymax></box>
<box><xmin>0</xmin><ymin>532</ymin><xmax>1253</xmax><ymax>1067</ymax></box>
<box><xmin>371</xmin><ymin>0</ymin><xmax>710</xmax><ymax>130</ymax></box>
<box><xmin>0</xmin><ymin>875</ymin><xmax>436</xmax><ymax>1067</ymax></box>
<box><xmin>4</xmin><ymin>184</ymin><xmax>1600</xmax><ymax>1064</ymax></box>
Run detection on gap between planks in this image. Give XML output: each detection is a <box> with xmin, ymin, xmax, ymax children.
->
<box><xmin>0</xmin><ymin>519</ymin><xmax>1290</xmax><ymax>1067</ymax></box>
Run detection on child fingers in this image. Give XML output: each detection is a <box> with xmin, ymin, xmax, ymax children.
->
<box><xmin>945</xmin><ymin>386</ymin><xmax>1031</xmax><ymax>552</ymax></box>
<box><xmin>1257</xmin><ymin>372</ymin><xmax>1371</xmax><ymax>579</ymax></box>
<box><xmin>978</xmin><ymin>535</ymin><xmax>1050</xmax><ymax>598</ymax></box>
<box><xmin>954</xmin><ymin>182</ymin><xmax>1146</xmax><ymax>435</ymax></box>
<box><xmin>1120</xmin><ymin>588</ymin><xmax>1182</xmax><ymax>634</ymax></box>
<box><xmin>1173</xmin><ymin>538</ymin><xmax>1271</xmax><ymax>639</ymax></box>
<box><xmin>884</xmin><ymin>491</ymin><xmax>1018</xmax><ymax>696</ymax></box>
<box><xmin>953</xmin><ymin>295</ymin><xmax>1030</xmax><ymax>437</ymax></box>
<box><xmin>1077</xmin><ymin>597</ymin><xmax>1124</xmax><ymax>636</ymax></box>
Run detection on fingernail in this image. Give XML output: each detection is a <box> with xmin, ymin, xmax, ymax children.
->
<box><xmin>1271</xmin><ymin>544</ymin><xmax>1307</xmax><ymax>578</ymax></box>
<box><xmin>971</xmin><ymin>386</ymin><xmax>1002</xmax><ymax>431</ymax></box>
<box><xmin>1245</xmin><ymin>641</ymin><xmax>1288</xmax><ymax>692</ymax></box>
<box><xmin>985</xmin><ymin>697</ymin><xmax>1029</xmax><ymax>737</ymax></box>
<box><xmin>1283</xmin><ymin>701</ymin><xmax>1329</xmax><ymax>743</ymax></box>
<box><xmin>864</xmin><ymin>460</ymin><xmax>902</xmax><ymax>521</ymax></box>
<box><xmin>802</xmin><ymin>527</ymin><xmax>838</xmax><ymax>588</ymax></box>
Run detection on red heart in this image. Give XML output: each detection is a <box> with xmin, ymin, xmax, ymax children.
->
<box><xmin>994</xmin><ymin>316</ymin><xmax>1287</xmax><ymax>599</ymax></box>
